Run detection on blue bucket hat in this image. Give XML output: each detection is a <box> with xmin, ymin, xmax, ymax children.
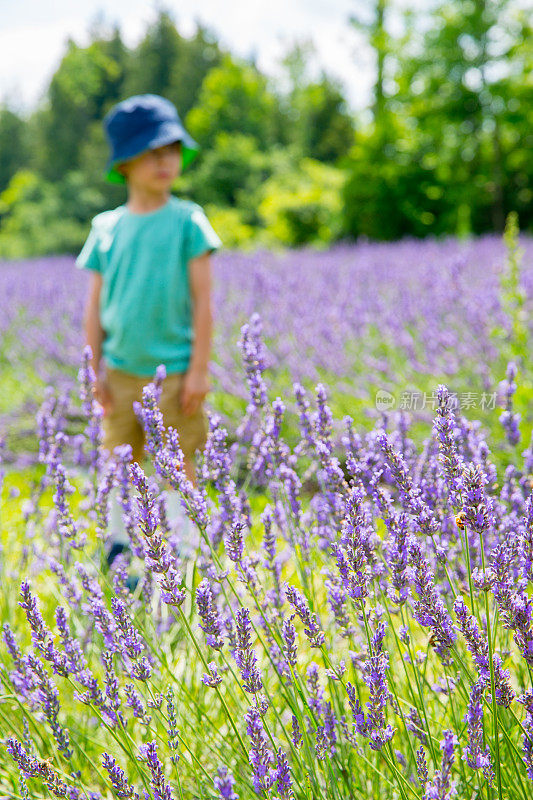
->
<box><xmin>103</xmin><ymin>94</ymin><xmax>200</xmax><ymax>184</ymax></box>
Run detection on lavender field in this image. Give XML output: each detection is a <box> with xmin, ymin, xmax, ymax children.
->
<box><xmin>1</xmin><ymin>228</ymin><xmax>533</xmax><ymax>463</ymax></box>
<box><xmin>1</xmin><ymin>221</ymin><xmax>533</xmax><ymax>799</ymax></box>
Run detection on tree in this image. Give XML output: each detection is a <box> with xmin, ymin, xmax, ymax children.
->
<box><xmin>258</xmin><ymin>158</ymin><xmax>346</xmax><ymax>246</ymax></box>
<box><xmin>349</xmin><ymin>0</ymin><xmax>397</xmax><ymax>123</ymax></box>
<box><xmin>0</xmin><ymin>105</ymin><xmax>30</xmax><ymax>192</ymax></box>
<box><xmin>181</xmin><ymin>132</ymin><xmax>272</xmax><ymax>211</ymax></box>
<box><xmin>396</xmin><ymin>0</ymin><xmax>533</xmax><ymax>232</ymax></box>
<box><xmin>38</xmin><ymin>30</ymin><xmax>128</xmax><ymax>181</ymax></box>
<box><xmin>277</xmin><ymin>42</ymin><xmax>356</xmax><ymax>162</ymax></box>
<box><xmin>122</xmin><ymin>9</ymin><xmax>183</xmax><ymax>99</ymax></box>
<box><xmin>169</xmin><ymin>23</ymin><xmax>225</xmax><ymax>117</ymax></box>
<box><xmin>185</xmin><ymin>55</ymin><xmax>281</xmax><ymax>151</ymax></box>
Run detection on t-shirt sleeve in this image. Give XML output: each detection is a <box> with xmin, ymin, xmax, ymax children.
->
<box><xmin>75</xmin><ymin>224</ymin><xmax>102</xmax><ymax>272</ymax></box>
<box><xmin>184</xmin><ymin>206</ymin><xmax>222</xmax><ymax>262</ymax></box>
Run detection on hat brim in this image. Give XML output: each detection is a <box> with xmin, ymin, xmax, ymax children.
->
<box><xmin>105</xmin><ymin>123</ymin><xmax>199</xmax><ymax>184</ymax></box>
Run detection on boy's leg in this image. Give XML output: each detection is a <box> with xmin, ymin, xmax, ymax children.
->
<box><xmin>102</xmin><ymin>368</ymin><xmax>146</xmax><ymax>558</ymax></box>
<box><xmin>157</xmin><ymin>372</ymin><xmax>208</xmax><ymax>550</ymax></box>
<box><xmin>157</xmin><ymin>372</ymin><xmax>208</xmax><ymax>484</ymax></box>
<box><xmin>102</xmin><ymin>368</ymin><xmax>146</xmax><ymax>464</ymax></box>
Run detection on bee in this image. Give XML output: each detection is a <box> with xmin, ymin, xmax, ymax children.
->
<box><xmin>455</xmin><ymin>512</ymin><xmax>467</xmax><ymax>530</ymax></box>
<box><xmin>428</xmin><ymin>633</ymin><xmax>440</xmax><ymax>650</ymax></box>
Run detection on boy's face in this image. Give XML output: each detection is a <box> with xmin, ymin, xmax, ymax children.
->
<box><xmin>117</xmin><ymin>141</ymin><xmax>182</xmax><ymax>191</ymax></box>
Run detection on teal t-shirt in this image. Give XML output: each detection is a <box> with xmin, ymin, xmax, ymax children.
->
<box><xmin>75</xmin><ymin>196</ymin><xmax>222</xmax><ymax>376</ymax></box>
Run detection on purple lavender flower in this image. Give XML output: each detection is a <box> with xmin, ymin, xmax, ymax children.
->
<box><xmin>135</xmin><ymin>383</ymin><xmax>165</xmax><ymax>458</ymax></box>
<box><xmin>460</xmin><ymin>463</ymin><xmax>491</xmax><ymax>535</ymax></box>
<box><xmin>517</xmin><ymin>692</ymin><xmax>533</xmax><ymax>780</ymax></box>
<box><xmin>324</xmin><ymin>701</ymin><xmax>338</xmax><ymax>755</ymax></box>
<box><xmin>499</xmin><ymin>361</ymin><xmax>521</xmax><ymax>446</ymax></box>
<box><xmin>130</xmin><ymin>462</ymin><xmax>159</xmax><ymax>539</ymax></box>
<box><xmin>214</xmin><ymin>765</ymin><xmax>239</xmax><ymax>800</ymax></box>
<box><xmin>424</xmin><ymin>730</ymin><xmax>457</xmax><ymax>800</ymax></box>
<box><xmin>225</xmin><ymin>518</ymin><xmax>245</xmax><ymax>563</ymax></box>
<box><xmin>103</xmin><ymin>651</ymin><xmax>124</xmax><ymax>726</ymax></box>
<box><xmin>166</xmin><ymin>686</ymin><xmax>180</xmax><ymax>764</ymax></box>
<box><xmin>454</xmin><ymin>596</ymin><xmax>514</xmax><ymax>706</ymax></box>
<box><xmin>235</xmin><ymin>607</ymin><xmax>263</xmax><ymax>694</ymax></box>
<box><xmin>324</xmin><ymin>573</ymin><xmax>353</xmax><ymax>635</ymax></box>
<box><xmin>274</xmin><ymin>748</ymin><xmax>294</xmax><ymax>798</ymax></box>
<box><xmin>102</xmin><ymin>753</ymin><xmax>140</xmax><ymax>799</ymax></box>
<box><xmin>7</xmin><ymin>738</ymin><xmax>70</xmax><ymax>797</ymax></box>
<box><xmin>245</xmin><ymin>706</ymin><xmax>274</xmax><ymax>795</ymax></box>
<box><xmin>237</xmin><ymin>314</ymin><xmax>268</xmax><ymax>410</ymax></box>
<box><xmin>111</xmin><ymin>597</ymin><xmax>145</xmax><ymax>661</ymax></box>
<box><xmin>378</xmin><ymin>432</ymin><xmax>438</xmax><ymax>536</ymax></box>
<box><xmin>284</xmin><ymin>584</ymin><xmax>324</xmax><ymax>647</ymax></box>
<box><xmin>282</xmin><ymin>615</ymin><xmax>298</xmax><ymax>667</ymax></box>
<box><xmin>302</xmin><ymin>664</ymin><xmax>323</xmax><ymax>720</ymax></box>
<box><xmin>293</xmin><ymin>382</ymin><xmax>315</xmax><ymax>453</ymax></box>
<box><xmin>78</xmin><ymin>345</ymin><xmax>104</xmax><ymax>475</ymax></box>
<box><xmin>463</xmin><ymin>681</ymin><xmax>494</xmax><ymax>783</ymax></box>
<box><xmin>95</xmin><ymin>461</ymin><xmax>117</xmax><ymax>539</ymax></box>
<box><xmin>138</xmin><ymin>741</ymin><xmax>174</xmax><ymax>800</ymax></box>
<box><xmin>125</xmin><ymin>683</ymin><xmax>151</xmax><ymax>725</ymax></box>
<box><xmin>291</xmin><ymin>715</ymin><xmax>303</xmax><ymax>749</ymax></box>
<box><xmin>334</xmin><ymin>484</ymin><xmax>371</xmax><ymax>603</ymax></box>
<box><xmin>196</xmin><ymin>579</ymin><xmax>224</xmax><ymax>650</ymax></box>
<box><xmin>408</xmin><ymin>539</ymin><xmax>456</xmax><ymax>665</ymax></box>
<box><xmin>416</xmin><ymin>746</ymin><xmax>429</xmax><ymax>789</ymax></box>
<box><xmin>385</xmin><ymin>511</ymin><xmax>410</xmax><ymax>605</ymax></box>
<box><xmin>315</xmin><ymin>724</ymin><xmax>327</xmax><ymax>760</ymax></box>
<box><xmin>521</xmin><ymin>494</ymin><xmax>533</xmax><ymax>581</ymax></box>
<box><xmin>433</xmin><ymin>385</ymin><xmax>464</xmax><ymax>507</ymax></box>
<box><xmin>25</xmin><ymin>654</ymin><xmax>72</xmax><ymax>757</ymax></box>
<box><xmin>406</xmin><ymin>708</ymin><xmax>427</xmax><ymax>745</ymax></box>
<box><xmin>202</xmin><ymin>661</ymin><xmax>223</xmax><ymax>687</ymax></box>
<box><xmin>18</xmin><ymin>582</ymin><xmax>69</xmax><ymax>677</ymax></box>
<box><xmin>361</xmin><ymin>623</ymin><xmax>395</xmax><ymax>751</ymax></box>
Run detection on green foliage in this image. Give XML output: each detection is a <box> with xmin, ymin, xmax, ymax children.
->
<box><xmin>185</xmin><ymin>54</ymin><xmax>280</xmax><ymax>151</ymax></box>
<box><xmin>0</xmin><ymin>171</ymin><xmax>100</xmax><ymax>258</ymax></box>
<box><xmin>0</xmin><ymin>3</ymin><xmax>532</xmax><ymax>256</ymax></box>
<box><xmin>202</xmin><ymin>204</ymin><xmax>257</xmax><ymax>250</ymax></box>
<box><xmin>489</xmin><ymin>211</ymin><xmax>529</xmax><ymax>369</ymax></box>
<box><xmin>39</xmin><ymin>32</ymin><xmax>128</xmax><ymax>181</ymax></box>
<box><xmin>278</xmin><ymin>43</ymin><xmax>355</xmax><ymax>163</ymax></box>
<box><xmin>181</xmin><ymin>132</ymin><xmax>272</xmax><ymax>210</ymax></box>
<box><xmin>342</xmin><ymin>120</ymin><xmax>450</xmax><ymax>240</ymax></box>
<box><xmin>0</xmin><ymin>106</ymin><xmax>30</xmax><ymax>192</ymax></box>
<box><xmin>258</xmin><ymin>158</ymin><xmax>346</xmax><ymax>246</ymax></box>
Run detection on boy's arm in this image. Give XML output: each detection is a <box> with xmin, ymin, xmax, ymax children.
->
<box><xmin>181</xmin><ymin>252</ymin><xmax>213</xmax><ymax>416</ymax></box>
<box><xmin>83</xmin><ymin>272</ymin><xmax>113</xmax><ymax>413</ymax></box>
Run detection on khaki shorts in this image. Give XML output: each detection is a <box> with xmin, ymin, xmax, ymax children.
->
<box><xmin>102</xmin><ymin>367</ymin><xmax>208</xmax><ymax>464</ymax></box>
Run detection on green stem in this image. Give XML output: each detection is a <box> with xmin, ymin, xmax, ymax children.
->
<box><xmin>478</xmin><ymin>527</ymin><xmax>503</xmax><ymax>800</ymax></box>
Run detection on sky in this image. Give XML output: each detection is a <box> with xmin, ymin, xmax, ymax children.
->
<box><xmin>0</xmin><ymin>0</ymin><xmax>375</xmax><ymax>115</ymax></box>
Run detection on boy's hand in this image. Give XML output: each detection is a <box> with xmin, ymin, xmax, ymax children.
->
<box><xmin>180</xmin><ymin>369</ymin><xmax>209</xmax><ymax>416</ymax></box>
<box><xmin>94</xmin><ymin>376</ymin><xmax>114</xmax><ymax>416</ymax></box>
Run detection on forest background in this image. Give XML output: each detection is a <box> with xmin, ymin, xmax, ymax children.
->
<box><xmin>0</xmin><ymin>0</ymin><xmax>531</xmax><ymax>258</ymax></box>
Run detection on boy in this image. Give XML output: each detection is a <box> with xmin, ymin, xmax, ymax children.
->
<box><xmin>76</xmin><ymin>94</ymin><xmax>221</xmax><ymax>490</ymax></box>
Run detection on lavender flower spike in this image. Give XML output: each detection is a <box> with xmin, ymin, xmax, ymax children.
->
<box><xmin>196</xmin><ymin>579</ymin><xmax>224</xmax><ymax>650</ymax></box>
<box><xmin>463</xmin><ymin>682</ymin><xmax>494</xmax><ymax>784</ymax></box>
<box><xmin>138</xmin><ymin>741</ymin><xmax>175</xmax><ymax>800</ymax></box>
<box><xmin>245</xmin><ymin>706</ymin><xmax>275</xmax><ymax>795</ymax></box>
<box><xmin>284</xmin><ymin>584</ymin><xmax>325</xmax><ymax>647</ymax></box>
<box><xmin>424</xmin><ymin>730</ymin><xmax>457</xmax><ymax>800</ymax></box>
<box><xmin>102</xmin><ymin>753</ymin><xmax>140</xmax><ymax>799</ymax></box>
<box><xmin>235</xmin><ymin>607</ymin><xmax>263</xmax><ymax>694</ymax></box>
<box><xmin>214</xmin><ymin>765</ymin><xmax>239</xmax><ymax>800</ymax></box>
<box><xmin>433</xmin><ymin>385</ymin><xmax>464</xmax><ymax>507</ymax></box>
